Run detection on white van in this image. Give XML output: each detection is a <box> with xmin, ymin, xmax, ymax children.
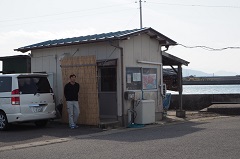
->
<box><xmin>0</xmin><ymin>73</ymin><xmax>56</xmax><ymax>130</ymax></box>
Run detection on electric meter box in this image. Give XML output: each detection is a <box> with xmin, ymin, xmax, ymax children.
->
<box><xmin>124</xmin><ymin>91</ymin><xmax>135</xmax><ymax>100</ymax></box>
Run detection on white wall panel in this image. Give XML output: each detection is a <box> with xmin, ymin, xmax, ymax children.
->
<box><xmin>141</xmin><ymin>34</ymin><xmax>150</xmax><ymax>61</ymax></box>
<box><xmin>122</xmin><ymin>38</ymin><xmax>134</xmax><ymax>67</ymax></box>
<box><xmin>120</xmin><ymin>33</ymin><xmax>163</xmax><ymax>117</ymax></box>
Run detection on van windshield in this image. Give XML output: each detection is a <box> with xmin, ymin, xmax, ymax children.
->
<box><xmin>18</xmin><ymin>77</ymin><xmax>52</xmax><ymax>94</ymax></box>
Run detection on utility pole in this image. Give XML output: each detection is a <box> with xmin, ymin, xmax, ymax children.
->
<box><xmin>139</xmin><ymin>0</ymin><xmax>143</xmax><ymax>28</ymax></box>
<box><xmin>137</xmin><ymin>0</ymin><xmax>145</xmax><ymax>28</ymax></box>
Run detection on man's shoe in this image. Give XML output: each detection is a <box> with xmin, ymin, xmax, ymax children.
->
<box><xmin>74</xmin><ymin>125</ymin><xmax>79</xmax><ymax>128</ymax></box>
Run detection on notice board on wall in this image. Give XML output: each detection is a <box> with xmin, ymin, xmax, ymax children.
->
<box><xmin>126</xmin><ymin>67</ymin><xmax>157</xmax><ymax>90</ymax></box>
<box><xmin>126</xmin><ymin>67</ymin><xmax>142</xmax><ymax>90</ymax></box>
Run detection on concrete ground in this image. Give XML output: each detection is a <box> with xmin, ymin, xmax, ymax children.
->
<box><xmin>201</xmin><ymin>104</ymin><xmax>240</xmax><ymax>115</ymax></box>
<box><xmin>161</xmin><ymin>110</ymin><xmax>222</xmax><ymax>124</ymax></box>
<box><xmin>165</xmin><ymin>103</ymin><xmax>240</xmax><ymax>122</ymax></box>
<box><xmin>0</xmin><ymin>108</ymin><xmax>233</xmax><ymax>153</ymax></box>
<box><xmin>0</xmin><ymin>114</ymin><xmax>240</xmax><ymax>159</ymax></box>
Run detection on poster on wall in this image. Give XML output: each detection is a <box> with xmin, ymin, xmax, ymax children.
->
<box><xmin>127</xmin><ymin>74</ymin><xmax>132</xmax><ymax>84</ymax></box>
<box><xmin>143</xmin><ymin>74</ymin><xmax>157</xmax><ymax>89</ymax></box>
<box><xmin>143</xmin><ymin>68</ymin><xmax>157</xmax><ymax>90</ymax></box>
<box><xmin>133</xmin><ymin>73</ymin><xmax>141</xmax><ymax>81</ymax></box>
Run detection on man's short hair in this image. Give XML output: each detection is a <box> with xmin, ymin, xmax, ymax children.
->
<box><xmin>69</xmin><ymin>74</ymin><xmax>76</xmax><ymax>78</ymax></box>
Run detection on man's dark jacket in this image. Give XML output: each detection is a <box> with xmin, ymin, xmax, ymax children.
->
<box><xmin>64</xmin><ymin>82</ymin><xmax>80</xmax><ymax>101</ymax></box>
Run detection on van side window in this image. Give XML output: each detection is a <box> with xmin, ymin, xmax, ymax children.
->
<box><xmin>0</xmin><ymin>77</ymin><xmax>12</xmax><ymax>92</ymax></box>
<box><xmin>18</xmin><ymin>77</ymin><xmax>52</xmax><ymax>94</ymax></box>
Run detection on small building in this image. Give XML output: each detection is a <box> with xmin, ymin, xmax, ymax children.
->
<box><xmin>0</xmin><ymin>55</ymin><xmax>31</xmax><ymax>74</ymax></box>
<box><xmin>15</xmin><ymin>27</ymin><xmax>184</xmax><ymax>126</ymax></box>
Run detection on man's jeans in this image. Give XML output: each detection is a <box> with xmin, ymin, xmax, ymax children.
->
<box><xmin>66</xmin><ymin>101</ymin><xmax>80</xmax><ymax>127</ymax></box>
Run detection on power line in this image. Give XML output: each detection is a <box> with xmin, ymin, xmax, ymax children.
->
<box><xmin>1</xmin><ymin>1</ymin><xmax>239</xmax><ymax>28</ymax></box>
<box><xmin>148</xmin><ymin>2</ymin><xmax>240</xmax><ymax>9</ymax></box>
<box><xmin>124</xmin><ymin>9</ymin><xmax>139</xmax><ymax>29</ymax></box>
<box><xmin>178</xmin><ymin>44</ymin><xmax>240</xmax><ymax>51</ymax></box>
<box><xmin>0</xmin><ymin>8</ymin><xmax>135</xmax><ymax>28</ymax></box>
<box><xmin>0</xmin><ymin>3</ymin><xmax>133</xmax><ymax>23</ymax></box>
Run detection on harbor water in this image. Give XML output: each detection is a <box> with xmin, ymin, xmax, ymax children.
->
<box><xmin>169</xmin><ymin>85</ymin><xmax>240</xmax><ymax>94</ymax></box>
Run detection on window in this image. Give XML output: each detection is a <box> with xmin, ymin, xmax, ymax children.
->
<box><xmin>100</xmin><ymin>68</ymin><xmax>116</xmax><ymax>92</ymax></box>
<box><xmin>0</xmin><ymin>77</ymin><xmax>12</xmax><ymax>92</ymax></box>
<box><xmin>18</xmin><ymin>77</ymin><xmax>52</xmax><ymax>94</ymax></box>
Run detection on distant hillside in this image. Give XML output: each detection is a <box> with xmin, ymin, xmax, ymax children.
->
<box><xmin>182</xmin><ymin>69</ymin><xmax>212</xmax><ymax>77</ymax></box>
<box><xmin>182</xmin><ymin>69</ymin><xmax>237</xmax><ymax>77</ymax></box>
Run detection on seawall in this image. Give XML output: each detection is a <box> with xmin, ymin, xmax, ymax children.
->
<box><xmin>170</xmin><ymin>94</ymin><xmax>240</xmax><ymax>110</ymax></box>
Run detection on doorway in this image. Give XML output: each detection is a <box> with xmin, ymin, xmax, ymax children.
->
<box><xmin>98</xmin><ymin>60</ymin><xmax>117</xmax><ymax>119</ymax></box>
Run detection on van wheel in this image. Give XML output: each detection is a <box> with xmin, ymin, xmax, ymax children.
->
<box><xmin>35</xmin><ymin>120</ymin><xmax>48</xmax><ymax>127</ymax></box>
<box><xmin>0</xmin><ymin>111</ymin><xmax>8</xmax><ymax>131</ymax></box>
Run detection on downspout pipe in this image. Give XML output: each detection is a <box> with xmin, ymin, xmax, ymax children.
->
<box><xmin>110</xmin><ymin>43</ymin><xmax>125</xmax><ymax>126</ymax></box>
<box><xmin>162</xmin><ymin>45</ymin><xmax>169</xmax><ymax>52</ymax></box>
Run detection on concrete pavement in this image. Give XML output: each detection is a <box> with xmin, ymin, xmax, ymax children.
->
<box><xmin>0</xmin><ymin>110</ymin><xmax>227</xmax><ymax>153</ymax></box>
<box><xmin>206</xmin><ymin>104</ymin><xmax>240</xmax><ymax>115</ymax></box>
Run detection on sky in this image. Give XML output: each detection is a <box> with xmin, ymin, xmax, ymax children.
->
<box><xmin>0</xmin><ymin>0</ymin><xmax>240</xmax><ymax>75</ymax></box>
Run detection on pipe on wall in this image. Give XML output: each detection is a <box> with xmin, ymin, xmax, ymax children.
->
<box><xmin>109</xmin><ymin>42</ymin><xmax>125</xmax><ymax>126</ymax></box>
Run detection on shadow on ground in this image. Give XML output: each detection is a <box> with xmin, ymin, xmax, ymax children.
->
<box><xmin>0</xmin><ymin>120</ymin><xmax>102</xmax><ymax>147</ymax></box>
<box><xmin>88</xmin><ymin>121</ymin><xmax>208</xmax><ymax>143</ymax></box>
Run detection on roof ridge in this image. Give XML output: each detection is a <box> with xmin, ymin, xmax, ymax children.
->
<box><xmin>15</xmin><ymin>27</ymin><xmax>176</xmax><ymax>53</ymax></box>
<box><xmin>48</xmin><ymin>27</ymin><xmax>149</xmax><ymax>42</ymax></box>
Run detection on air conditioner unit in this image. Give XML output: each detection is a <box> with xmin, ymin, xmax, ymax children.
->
<box><xmin>134</xmin><ymin>100</ymin><xmax>155</xmax><ymax>124</ymax></box>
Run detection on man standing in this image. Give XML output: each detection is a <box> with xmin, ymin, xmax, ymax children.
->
<box><xmin>64</xmin><ymin>74</ymin><xmax>80</xmax><ymax>129</ymax></box>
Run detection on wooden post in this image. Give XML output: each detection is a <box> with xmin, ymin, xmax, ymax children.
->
<box><xmin>178</xmin><ymin>65</ymin><xmax>183</xmax><ymax>110</ymax></box>
<box><xmin>176</xmin><ymin>64</ymin><xmax>185</xmax><ymax>118</ymax></box>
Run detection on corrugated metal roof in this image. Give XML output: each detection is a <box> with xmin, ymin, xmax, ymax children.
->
<box><xmin>162</xmin><ymin>52</ymin><xmax>189</xmax><ymax>66</ymax></box>
<box><xmin>163</xmin><ymin>68</ymin><xmax>177</xmax><ymax>76</ymax></box>
<box><xmin>15</xmin><ymin>27</ymin><xmax>177</xmax><ymax>53</ymax></box>
<box><xmin>0</xmin><ymin>55</ymin><xmax>30</xmax><ymax>60</ymax></box>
